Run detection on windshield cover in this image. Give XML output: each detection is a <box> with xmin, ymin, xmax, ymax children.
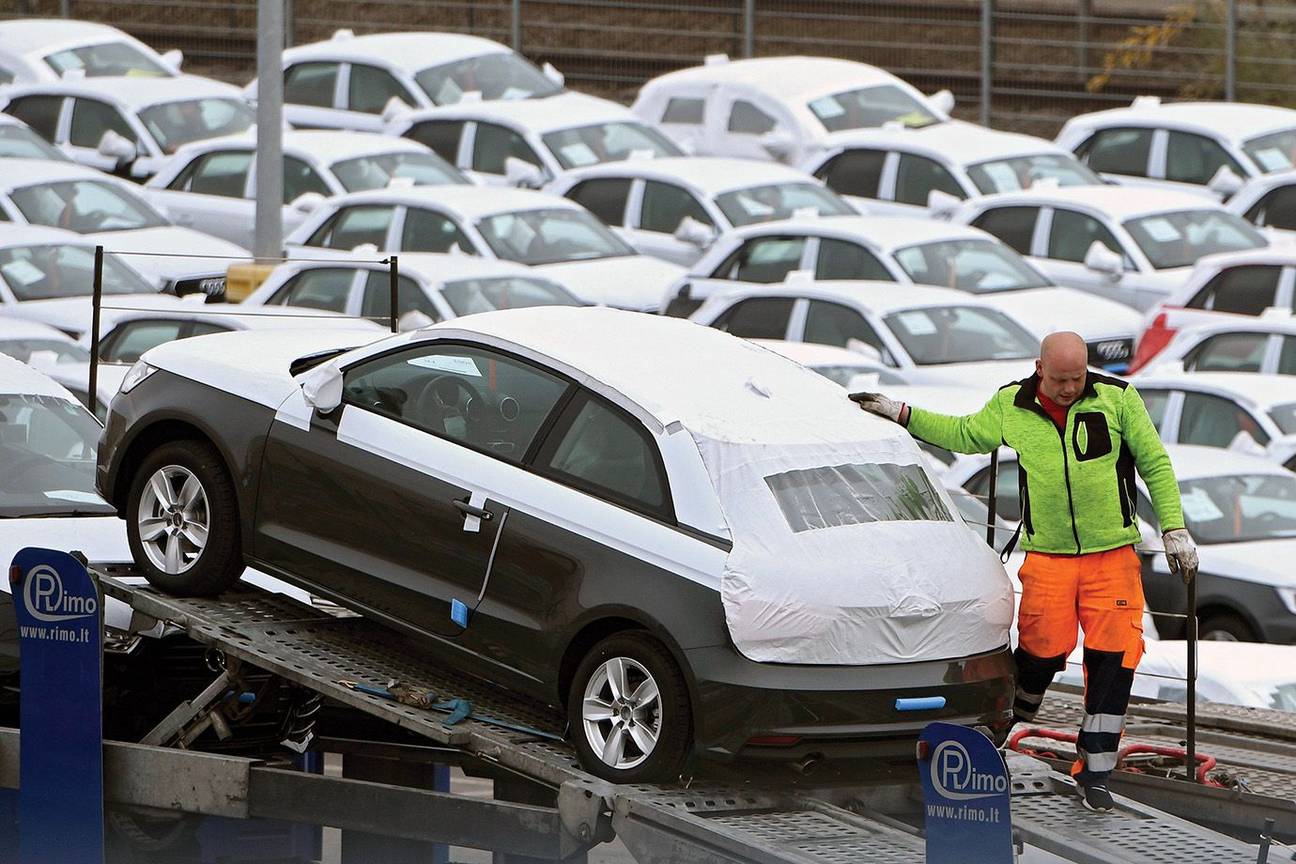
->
<box><xmin>541</xmin><ymin>122</ymin><xmax>681</xmax><ymax>169</ymax></box>
<box><xmin>967</xmin><ymin>153</ymin><xmax>1101</xmax><ymax>194</ymax></box>
<box><xmin>0</xmin><ymin>124</ymin><xmax>68</xmax><ymax>161</ymax></box>
<box><xmin>893</xmin><ymin>238</ymin><xmax>1052</xmax><ymax>292</ymax></box>
<box><xmin>808</xmin><ymin>84</ymin><xmax>939</xmax><ymax>132</ymax></box>
<box><xmin>476</xmin><ymin>207</ymin><xmax>635</xmax><ymax>265</ymax></box>
<box><xmin>331</xmin><ymin>151</ymin><xmax>467</xmax><ymax>191</ymax></box>
<box><xmin>1178</xmin><ymin>473</ymin><xmax>1296</xmax><ymax>543</ymax></box>
<box><xmin>140</xmin><ymin>98</ymin><xmax>254</xmax><ymax>154</ymax></box>
<box><xmin>1123</xmin><ymin>209</ymin><xmax>1266</xmax><ymax>270</ymax></box>
<box><xmin>11</xmin><ymin>179</ymin><xmax>167</xmax><ymax>233</ymax></box>
<box><xmin>0</xmin><ymin>393</ymin><xmax>113</xmax><ymax>517</ymax></box>
<box><xmin>1242</xmin><ymin>129</ymin><xmax>1296</xmax><ymax>173</ymax></box>
<box><xmin>0</xmin><ymin>338</ymin><xmax>90</xmax><ymax>364</ymax></box>
<box><xmin>715</xmin><ymin>182</ymin><xmax>854</xmax><ymax>227</ymax></box>
<box><xmin>44</xmin><ymin>42</ymin><xmax>168</xmax><ymax>78</ymax></box>
<box><xmin>765</xmin><ymin>461</ymin><xmax>953</xmax><ymax>533</ymax></box>
<box><xmin>0</xmin><ymin>244</ymin><xmax>152</xmax><ymax>300</ymax></box>
<box><xmin>884</xmin><ymin>305</ymin><xmax>1039</xmax><ymax>365</ymax></box>
<box><xmin>440</xmin><ymin>275</ymin><xmax>580</xmax><ymax>316</ymax></box>
<box><xmin>415</xmin><ymin>52</ymin><xmax>561</xmax><ymax>105</ymax></box>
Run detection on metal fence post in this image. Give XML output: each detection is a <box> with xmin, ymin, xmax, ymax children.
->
<box><xmin>1225</xmin><ymin>0</ymin><xmax>1237</xmax><ymax>101</ymax></box>
<box><xmin>89</xmin><ymin>246</ymin><xmax>103</xmax><ymax>416</ymax></box>
<box><xmin>254</xmin><ymin>0</ymin><xmax>284</xmax><ymax>262</ymax></box>
<box><xmin>511</xmin><ymin>0</ymin><xmax>522</xmax><ymax>52</ymax></box>
<box><xmin>1186</xmin><ymin>577</ymin><xmax>1198</xmax><ymax>782</ymax></box>
<box><xmin>60</xmin><ymin>0</ymin><xmax>70</xmax><ymax>18</ymax></box>
<box><xmin>389</xmin><ymin>255</ymin><xmax>399</xmax><ymax>333</ymax></box>
<box><xmin>743</xmin><ymin>0</ymin><xmax>755</xmax><ymax>59</ymax></box>
<box><xmin>980</xmin><ymin>0</ymin><xmax>993</xmax><ymax>126</ymax></box>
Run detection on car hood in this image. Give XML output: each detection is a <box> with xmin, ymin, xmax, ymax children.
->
<box><xmin>982</xmin><ymin>288</ymin><xmax>1141</xmax><ymax>340</ymax></box>
<box><xmin>535</xmin><ymin>255</ymin><xmax>685</xmax><ymax>312</ymax></box>
<box><xmin>1197</xmin><ymin>537</ymin><xmax>1296</xmax><ymax>589</ymax></box>
<box><xmin>900</xmin><ymin>358</ymin><xmax>1037</xmax><ymax>388</ymax></box>
<box><xmin>0</xmin><ymin>294</ymin><xmax>173</xmax><ymax>338</ymax></box>
<box><xmin>87</xmin><ymin>227</ymin><xmax>250</xmax><ymax>285</ymax></box>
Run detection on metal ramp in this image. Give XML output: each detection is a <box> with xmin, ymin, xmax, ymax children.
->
<box><xmin>96</xmin><ymin>569</ymin><xmax>1283</xmax><ymax>863</ymax></box>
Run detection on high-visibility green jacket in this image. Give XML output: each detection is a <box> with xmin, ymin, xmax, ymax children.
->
<box><xmin>907</xmin><ymin>372</ymin><xmax>1184</xmax><ymax>555</ymax></box>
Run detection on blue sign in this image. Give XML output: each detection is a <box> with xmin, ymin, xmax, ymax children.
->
<box><xmin>10</xmin><ymin>548</ymin><xmax>104</xmax><ymax>864</ymax></box>
<box><xmin>918</xmin><ymin>721</ymin><xmax>1012</xmax><ymax>864</ymax></box>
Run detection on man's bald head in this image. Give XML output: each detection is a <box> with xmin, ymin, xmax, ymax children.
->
<box><xmin>1037</xmin><ymin>331</ymin><xmax>1088</xmax><ymax>406</ymax></box>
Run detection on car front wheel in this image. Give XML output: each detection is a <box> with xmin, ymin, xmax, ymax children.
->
<box><xmin>568</xmin><ymin>631</ymin><xmax>692</xmax><ymax>783</ymax></box>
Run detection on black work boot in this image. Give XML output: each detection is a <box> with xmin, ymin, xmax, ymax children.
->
<box><xmin>1074</xmin><ymin>770</ymin><xmax>1115</xmax><ymax>812</ymax></box>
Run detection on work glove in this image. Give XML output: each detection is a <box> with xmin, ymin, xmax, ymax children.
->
<box><xmin>1162</xmin><ymin>528</ymin><xmax>1199</xmax><ymax>585</ymax></box>
<box><xmin>849</xmin><ymin>391</ymin><xmax>905</xmax><ymax>424</ymax></box>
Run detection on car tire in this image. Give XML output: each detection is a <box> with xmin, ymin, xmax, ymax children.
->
<box><xmin>1199</xmin><ymin>612</ymin><xmax>1257</xmax><ymax>642</ymax></box>
<box><xmin>567</xmin><ymin>631</ymin><xmax>691</xmax><ymax>783</ymax></box>
<box><xmin>126</xmin><ymin>438</ymin><xmax>243</xmax><ymax>597</ymax></box>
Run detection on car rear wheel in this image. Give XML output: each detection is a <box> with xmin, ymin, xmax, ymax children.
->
<box><xmin>567</xmin><ymin>631</ymin><xmax>691</xmax><ymax>783</ymax></box>
<box><xmin>127</xmin><ymin>439</ymin><xmax>243</xmax><ymax>596</ymax></box>
<box><xmin>1199</xmin><ymin>612</ymin><xmax>1257</xmax><ymax>642</ymax></box>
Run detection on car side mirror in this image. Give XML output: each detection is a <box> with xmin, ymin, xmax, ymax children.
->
<box><xmin>300</xmin><ymin>361</ymin><xmax>343</xmax><ymax>414</ymax></box>
<box><xmin>97</xmin><ymin>129</ymin><xmax>136</xmax><ymax>163</ymax></box>
<box><xmin>1083</xmin><ymin>241</ymin><xmax>1124</xmax><ymax>279</ymax></box>
<box><xmin>926</xmin><ymin>188</ymin><xmax>962</xmax><ymax>215</ymax></box>
<box><xmin>1207</xmin><ymin>164</ymin><xmax>1244</xmax><ymax>198</ymax></box>
<box><xmin>759</xmin><ymin>129</ymin><xmax>796</xmax><ymax>162</ymax></box>
<box><xmin>844</xmin><ymin>339</ymin><xmax>883</xmax><ymax>363</ymax></box>
<box><xmin>504</xmin><ymin>156</ymin><xmax>545</xmax><ymax>189</ymax></box>
<box><xmin>928</xmin><ymin>89</ymin><xmax>955</xmax><ymax>116</ymax></box>
<box><xmin>161</xmin><ymin>48</ymin><xmax>184</xmax><ymax>70</ymax></box>
<box><xmin>542</xmin><ymin>62</ymin><xmax>565</xmax><ymax>88</ymax></box>
<box><xmin>381</xmin><ymin>96</ymin><xmax>412</xmax><ymax>125</ymax></box>
<box><xmin>673</xmin><ymin>215</ymin><xmax>715</xmax><ymax>247</ymax></box>
<box><xmin>290</xmin><ymin>191</ymin><xmax>325</xmax><ymax>214</ymax></box>
<box><xmin>398</xmin><ymin>309</ymin><xmax>435</xmax><ymax>331</ymax></box>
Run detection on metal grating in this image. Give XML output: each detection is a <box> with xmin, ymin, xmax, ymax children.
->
<box><xmin>704</xmin><ymin>811</ymin><xmax>922</xmax><ymax>864</ymax></box>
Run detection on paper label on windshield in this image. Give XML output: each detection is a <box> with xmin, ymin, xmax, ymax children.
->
<box><xmin>1250</xmin><ymin>147</ymin><xmax>1291</xmax><ymax>172</ymax></box>
<box><xmin>407</xmin><ymin>355</ymin><xmax>481</xmax><ymax>376</ymax></box>
<box><xmin>560</xmin><ymin>142</ymin><xmax>599</xmax><ymax>167</ymax></box>
<box><xmin>1139</xmin><ymin>217</ymin><xmax>1181</xmax><ymax>242</ymax></box>
<box><xmin>735</xmin><ymin>193</ymin><xmax>775</xmax><ymax>217</ymax></box>
<box><xmin>896</xmin><ymin>310</ymin><xmax>938</xmax><ymax>335</ymax></box>
<box><xmin>44</xmin><ymin>490</ymin><xmax>103</xmax><ymax>504</ymax></box>
<box><xmin>1</xmin><ymin>259</ymin><xmax>45</xmax><ymax>287</ymax></box>
<box><xmin>434</xmin><ymin>78</ymin><xmax>464</xmax><ymax>105</ymax></box>
<box><xmin>809</xmin><ymin>95</ymin><xmax>845</xmax><ymax>119</ymax></box>
<box><xmin>1180</xmin><ymin>487</ymin><xmax>1224</xmax><ymax>522</ymax></box>
<box><xmin>979</xmin><ymin>162</ymin><xmax>1020</xmax><ymax>192</ymax></box>
<box><xmin>501</xmin><ymin>86</ymin><xmax>530</xmax><ymax>101</ymax></box>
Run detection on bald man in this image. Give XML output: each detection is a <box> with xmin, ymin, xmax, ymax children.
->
<box><xmin>853</xmin><ymin>331</ymin><xmax>1198</xmax><ymax>813</ymax></box>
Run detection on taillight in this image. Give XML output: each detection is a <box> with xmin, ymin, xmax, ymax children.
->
<box><xmin>1129</xmin><ymin>312</ymin><xmax>1176</xmax><ymax>374</ymax></box>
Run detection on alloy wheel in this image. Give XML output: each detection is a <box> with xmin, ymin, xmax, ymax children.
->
<box><xmin>137</xmin><ymin>465</ymin><xmax>210</xmax><ymax>575</ymax></box>
<box><xmin>581</xmin><ymin>656</ymin><xmax>663</xmax><ymax>770</ymax></box>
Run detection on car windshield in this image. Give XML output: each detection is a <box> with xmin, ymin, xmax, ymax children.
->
<box><xmin>0</xmin><ymin>244</ymin><xmax>152</xmax><ymax>301</ymax></box>
<box><xmin>0</xmin><ymin>123</ymin><xmax>69</xmax><ymax>161</ymax></box>
<box><xmin>714</xmin><ymin>182</ymin><xmax>854</xmax><ymax>227</ymax></box>
<box><xmin>808</xmin><ymin>84</ymin><xmax>940</xmax><ymax>132</ymax></box>
<box><xmin>1123</xmin><ymin>210</ymin><xmax>1266</xmax><ymax>270</ymax></box>
<box><xmin>330</xmin><ymin>151</ymin><xmax>467</xmax><ymax>192</ymax></box>
<box><xmin>44</xmin><ymin>41</ymin><xmax>169</xmax><ymax>78</ymax></box>
<box><xmin>541</xmin><ymin>122</ymin><xmax>681</xmax><ymax>169</ymax></box>
<box><xmin>414</xmin><ymin>52</ymin><xmax>561</xmax><ymax>106</ymax></box>
<box><xmin>1268</xmin><ymin>402</ymin><xmax>1296</xmax><ymax>434</ymax></box>
<box><xmin>1271</xmin><ymin>682</ymin><xmax>1296</xmax><ymax>711</ymax></box>
<box><xmin>893</xmin><ymin>238</ymin><xmax>1052</xmax><ymax>293</ymax></box>
<box><xmin>0</xmin><ymin>338</ymin><xmax>90</xmax><ymax>364</ymax></box>
<box><xmin>10</xmin><ymin>179</ymin><xmax>168</xmax><ymax>233</ymax></box>
<box><xmin>883</xmin><ymin>305</ymin><xmax>1039</xmax><ymax>365</ymax></box>
<box><xmin>476</xmin><ymin>207</ymin><xmax>635</xmax><ymax>265</ymax></box>
<box><xmin>0</xmin><ymin>393</ymin><xmax>113</xmax><ymax>518</ymax></box>
<box><xmin>764</xmin><ymin>461</ymin><xmax>953</xmax><ymax>533</ymax></box>
<box><xmin>139</xmin><ymin>98</ymin><xmax>254</xmax><ymax>154</ymax></box>
<box><xmin>1177</xmin><ymin>473</ymin><xmax>1296</xmax><ymax>544</ymax></box>
<box><xmin>440</xmin><ymin>275</ymin><xmax>581</xmax><ymax>316</ymax></box>
<box><xmin>966</xmin><ymin>153</ymin><xmax>1101</xmax><ymax>194</ymax></box>
<box><xmin>1242</xmin><ymin>129</ymin><xmax>1296</xmax><ymax>173</ymax></box>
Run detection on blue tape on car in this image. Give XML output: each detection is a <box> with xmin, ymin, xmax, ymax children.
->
<box><xmin>895</xmin><ymin>696</ymin><xmax>946</xmax><ymax>712</ymax></box>
<box><xmin>450</xmin><ymin>599</ymin><xmax>469</xmax><ymax>628</ymax></box>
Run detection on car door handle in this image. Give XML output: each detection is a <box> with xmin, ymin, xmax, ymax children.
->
<box><xmin>453</xmin><ymin>499</ymin><xmax>493</xmax><ymax>521</ymax></box>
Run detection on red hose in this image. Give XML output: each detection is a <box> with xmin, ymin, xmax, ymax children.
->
<box><xmin>1008</xmin><ymin>728</ymin><xmax>1225</xmax><ymax>786</ymax></box>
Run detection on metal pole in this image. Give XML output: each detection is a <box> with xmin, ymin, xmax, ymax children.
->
<box><xmin>743</xmin><ymin>0</ymin><xmax>755</xmax><ymax>59</ymax></box>
<box><xmin>980</xmin><ymin>0</ymin><xmax>993</xmax><ymax>126</ymax></box>
<box><xmin>88</xmin><ymin>246</ymin><xmax>103</xmax><ymax>418</ymax></box>
<box><xmin>254</xmin><ymin>0</ymin><xmax>285</xmax><ymax>262</ymax></box>
<box><xmin>1225</xmin><ymin>0</ymin><xmax>1237</xmax><ymax>102</ymax></box>
<box><xmin>283</xmin><ymin>0</ymin><xmax>294</xmax><ymax>48</ymax></box>
<box><xmin>60</xmin><ymin>0</ymin><xmax>69</xmax><ymax>18</ymax></box>
<box><xmin>511</xmin><ymin>0</ymin><xmax>522</xmax><ymax>51</ymax></box>
<box><xmin>1257</xmin><ymin>818</ymin><xmax>1275</xmax><ymax>864</ymax></box>
<box><xmin>1186</xmin><ymin>575</ymin><xmax>1198</xmax><ymax>782</ymax></box>
<box><xmin>985</xmin><ymin>449</ymin><xmax>999</xmax><ymax>546</ymax></box>
<box><xmin>389</xmin><ymin>256</ymin><xmax>399</xmax><ymax>333</ymax></box>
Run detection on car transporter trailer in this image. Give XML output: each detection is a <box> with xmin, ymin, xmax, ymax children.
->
<box><xmin>3</xmin><ymin>564</ymin><xmax>1294</xmax><ymax>863</ymax></box>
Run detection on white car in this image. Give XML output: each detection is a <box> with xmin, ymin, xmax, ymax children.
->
<box><xmin>802</xmin><ymin>120</ymin><xmax>1102</xmax><ymax>216</ymax></box>
<box><xmin>666</xmin><ymin>215</ymin><xmax>1142</xmax><ymax>371</ymax></box>
<box><xmin>1136</xmin><ymin>316</ymin><xmax>1296</xmax><ymax>380</ymax></box>
<box><xmin>1070</xmin><ymin>641</ymin><xmax>1296</xmax><ymax>707</ymax></box>
<box><xmin>631</xmin><ymin>55</ymin><xmax>951</xmax><ymax>166</ymax></box>
<box><xmin>283</xmin><ymin>186</ymin><xmax>685</xmax><ymax>311</ymax></box>
<box><xmin>752</xmin><ymin>338</ymin><xmax>906</xmax><ymax>388</ymax></box>
<box><xmin>951</xmin><ymin>185</ymin><xmax>1268</xmax><ymax>312</ymax></box>
<box><xmin>143</xmin><ymin>130</ymin><xmax>468</xmax><ymax>248</ymax></box>
<box><xmin>1224</xmin><ymin>167</ymin><xmax>1296</xmax><ymax>237</ymax></box>
<box><xmin>245</xmin><ymin>30</ymin><xmax>565</xmax><ymax>133</ymax></box>
<box><xmin>387</xmin><ymin>91</ymin><xmax>682</xmax><ymax>188</ymax></box>
<box><xmin>0</xmin><ymin>74</ymin><xmax>254</xmax><ymax>179</ymax></box>
<box><xmin>241</xmin><ymin>253</ymin><xmax>583</xmax><ymax>325</ymax></box>
<box><xmin>0</xmin><ymin>315</ymin><xmax>110</xmax><ymax>416</ymax></box>
<box><xmin>0</xmin><ymin>159</ymin><xmax>249</xmax><ymax>295</ymax></box>
<box><xmin>547</xmin><ymin>157</ymin><xmax>855</xmax><ymax>266</ymax></box>
<box><xmin>0</xmin><ymin>114</ymin><xmax>69</xmax><ymax>162</ymax></box>
<box><xmin>689</xmin><ymin>278</ymin><xmax>1039</xmax><ymax>387</ymax></box>
<box><xmin>1056</xmin><ymin>96</ymin><xmax>1296</xmax><ymax>199</ymax></box>
<box><xmin>0</xmin><ymin>18</ymin><xmax>180</xmax><ymax>85</ymax></box>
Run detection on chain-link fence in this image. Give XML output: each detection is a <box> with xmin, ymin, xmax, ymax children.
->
<box><xmin>5</xmin><ymin>0</ymin><xmax>1296</xmax><ymax>136</ymax></box>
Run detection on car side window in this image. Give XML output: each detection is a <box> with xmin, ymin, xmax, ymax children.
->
<box><xmin>564</xmin><ymin>178</ymin><xmax>632</xmax><ymax>226</ymax></box>
<box><xmin>0</xmin><ymin>68</ymin><xmax>12</xmax><ymax>87</ymax></box>
<box><xmin>814</xmin><ymin>148</ymin><xmax>886</xmax><ymax>199</ymax></box>
<box><xmin>400</xmin><ymin>207</ymin><xmax>474</xmax><ymax>253</ymax></box>
<box><xmin>347</xmin><ymin>63</ymin><xmax>414</xmax><ymax>114</ymax></box>
<box><xmin>1047</xmin><ymin>208</ymin><xmax>1130</xmax><ymax>265</ymax></box>
<box><xmin>661</xmin><ymin>97</ymin><xmax>704</xmax><ymax>124</ymax></box>
<box><xmin>100</xmin><ymin>319</ymin><xmax>188</xmax><ymax>363</ymax></box>
<box><xmin>1278</xmin><ymin>337</ymin><xmax>1296</xmax><ymax>375</ymax></box>
<box><xmin>1138</xmin><ymin>389</ymin><xmax>1170</xmax><ymax>430</ymax></box>
<box><xmin>307</xmin><ymin>205</ymin><xmax>394</xmax><ymax>249</ymax></box>
<box><xmin>403</xmin><ymin>120</ymin><xmax>465</xmax><ymax>164</ymax></box>
<box><xmin>359</xmin><ymin>271</ymin><xmax>439</xmax><ymax>322</ymax></box>
<box><xmin>815</xmin><ymin>238</ymin><xmax>893</xmax><ymax>281</ymax></box>
<box><xmin>1245</xmin><ymin>184</ymin><xmax>1296</xmax><ymax>231</ymax></box>
<box><xmin>971</xmin><ymin>206</ymin><xmax>1039</xmax><ymax>256</ymax></box>
<box><xmin>266</xmin><ymin>266</ymin><xmax>356</xmax><ymax>311</ymax></box>
<box><xmin>1178</xmin><ymin>391</ymin><xmax>1269</xmax><ymax>447</ymax></box>
<box><xmin>536</xmin><ymin>390</ymin><xmax>671</xmax><ymax>519</ymax></box>
<box><xmin>1165</xmin><ymin>131</ymin><xmax>1244</xmax><ymax>185</ymax></box>
<box><xmin>640</xmin><ymin>181</ymin><xmax>712</xmax><ymax>233</ymax></box>
<box><xmin>68</xmin><ymin>98</ymin><xmax>136</xmax><ymax>148</ymax></box>
<box><xmin>712</xmin><ymin>236</ymin><xmax>806</xmax><ymax>283</ymax></box>
<box><xmin>342</xmin><ymin>343</ymin><xmax>570</xmax><ymax>463</ymax></box>
<box><xmin>5</xmin><ymin>95</ymin><xmax>63</xmax><ymax>141</ymax></box>
<box><xmin>283</xmin><ymin>155</ymin><xmax>330</xmax><ymax>203</ymax></box>
<box><xmin>170</xmin><ymin>150</ymin><xmax>252</xmax><ymax>197</ymax></box>
<box><xmin>1183</xmin><ymin>332</ymin><xmax>1269</xmax><ymax>373</ymax></box>
<box><xmin>284</xmin><ymin>62</ymin><xmax>339</xmax><ymax>108</ymax></box>
<box><xmin>1186</xmin><ymin>264</ymin><xmax>1282</xmax><ymax>315</ymax></box>
<box><xmin>893</xmin><ymin>153</ymin><xmax>964</xmax><ymax>206</ymax></box>
<box><xmin>1075</xmin><ymin>127</ymin><xmax>1153</xmax><ymax>176</ymax></box>
<box><xmin>727</xmin><ymin>100</ymin><xmax>776</xmax><ymax>135</ymax></box>
<box><xmin>711</xmin><ymin>296</ymin><xmax>795</xmax><ymax>339</ymax></box>
<box><xmin>473</xmin><ymin>122</ymin><xmax>542</xmax><ymax>174</ymax></box>
<box><xmin>804</xmin><ymin>300</ymin><xmax>888</xmax><ymax>357</ymax></box>
<box><xmin>964</xmin><ymin>460</ymin><xmax>1021</xmax><ymax>523</ymax></box>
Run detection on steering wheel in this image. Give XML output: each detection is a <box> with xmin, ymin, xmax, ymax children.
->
<box><xmin>413</xmin><ymin>374</ymin><xmax>486</xmax><ymax>431</ymax></box>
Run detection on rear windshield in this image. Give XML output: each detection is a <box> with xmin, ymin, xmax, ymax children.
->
<box><xmin>808</xmin><ymin>85</ymin><xmax>939</xmax><ymax>132</ymax></box>
<box><xmin>764</xmin><ymin>462</ymin><xmax>953</xmax><ymax>533</ymax></box>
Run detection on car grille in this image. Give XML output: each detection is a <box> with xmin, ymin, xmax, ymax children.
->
<box><xmin>171</xmin><ymin>274</ymin><xmax>227</xmax><ymax>299</ymax></box>
<box><xmin>1087</xmin><ymin>337</ymin><xmax>1133</xmax><ymax>373</ymax></box>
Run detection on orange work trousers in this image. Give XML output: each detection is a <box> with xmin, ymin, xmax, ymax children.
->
<box><xmin>1011</xmin><ymin>545</ymin><xmax>1145</xmax><ymax>781</ymax></box>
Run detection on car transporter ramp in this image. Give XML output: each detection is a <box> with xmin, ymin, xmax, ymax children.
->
<box><xmin>93</xmin><ymin>567</ymin><xmax>1292</xmax><ymax>863</ymax></box>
